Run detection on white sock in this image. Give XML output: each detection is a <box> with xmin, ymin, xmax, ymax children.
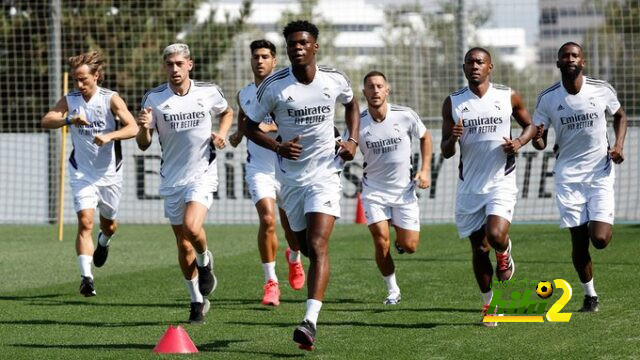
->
<box><xmin>77</xmin><ymin>255</ymin><xmax>93</xmax><ymax>278</ymax></box>
<box><xmin>482</xmin><ymin>290</ymin><xmax>493</xmax><ymax>305</ymax></box>
<box><xmin>303</xmin><ymin>299</ymin><xmax>322</xmax><ymax>326</ymax></box>
<box><xmin>195</xmin><ymin>248</ymin><xmax>210</xmax><ymax>267</ymax></box>
<box><xmin>184</xmin><ymin>277</ymin><xmax>204</xmax><ymax>303</ymax></box>
<box><xmin>262</xmin><ymin>262</ymin><xmax>277</xmax><ymax>283</ymax></box>
<box><xmin>383</xmin><ymin>273</ymin><xmax>400</xmax><ymax>294</ymax></box>
<box><xmin>581</xmin><ymin>279</ymin><xmax>597</xmax><ymax>297</ymax></box>
<box><xmin>288</xmin><ymin>249</ymin><xmax>301</xmax><ymax>263</ymax></box>
<box><xmin>98</xmin><ymin>232</ymin><xmax>112</xmax><ymax>247</ymax></box>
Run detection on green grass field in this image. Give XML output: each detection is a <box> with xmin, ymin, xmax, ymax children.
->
<box><xmin>1</xmin><ymin>223</ymin><xmax>638</xmax><ymax>359</ymax></box>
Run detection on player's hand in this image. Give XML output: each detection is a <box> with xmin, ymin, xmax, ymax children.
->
<box><xmin>70</xmin><ymin>114</ymin><xmax>90</xmax><ymax>126</ymax></box>
<box><xmin>211</xmin><ymin>132</ymin><xmax>226</xmax><ymax>149</ymax></box>
<box><xmin>414</xmin><ymin>171</ymin><xmax>431</xmax><ymax>189</ymax></box>
<box><xmin>535</xmin><ymin>124</ymin><xmax>545</xmax><ymax>140</ymax></box>
<box><xmin>93</xmin><ymin>134</ymin><xmax>111</xmax><ymax>146</ymax></box>
<box><xmin>137</xmin><ymin>107</ymin><xmax>152</xmax><ymax>130</ymax></box>
<box><xmin>501</xmin><ymin>137</ymin><xmax>522</xmax><ymax>155</ymax></box>
<box><xmin>229</xmin><ymin>132</ymin><xmax>242</xmax><ymax>148</ymax></box>
<box><xmin>337</xmin><ymin>138</ymin><xmax>357</xmax><ymax>161</ymax></box>
<box><xmin>277</xmin><ymin>135</ymin><xmax>303</xmax><ymax>160</ymax></box>
<box><xmin>609</xmin><ymin>145</ymin><xmax>624</xmax><ymax>164</ymax></box>
<box><xmin>451</xmin><ymin>119</ymin><xmax>464</xmax><ymax>141</ymax></box>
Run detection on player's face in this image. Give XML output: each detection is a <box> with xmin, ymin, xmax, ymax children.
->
<box><xmin>463</xmin><ymin>51</ymin><xmax>492</xmax><ymax>85</ymax></box>
<box><xmin>362</xmin><ymin>75</ymin><xmax>389</xmax><ymax>108</ymax></box>
<box><xmin>164</xmin><ymin>54</ymin><xmax>193</xmax><ymax>86</ymax></box>
<box><xmin>72</xmin><ymin>64</ymin><xmax>99</xmax><ymax>97</ymax></box>
<box><xmin>251</xmin><ymin>48</ymin><xmax>276</xmax><ymax>79</ymax></box>
<box><xmin>557</xmin><ymin>45</ymin><xmax>585</xmax><ymax>78</ymax></box>
<box><xmin>286</xmin><ymin>31</ymin><xmax>318</xmax><ymax>67</ymax></box>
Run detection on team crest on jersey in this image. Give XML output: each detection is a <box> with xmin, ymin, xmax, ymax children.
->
<box><xmin>322</xmin><ymin>88</ymin><xmax>331</xmax><ymax>99</ymax></box>
<box><xmin>393</xmin><ymin>123</ymin><xmax>400</xmax><ymax>133</ymax></box>
<box><xmin>588</xmin><ymin>97</ymin><xmax>596</xmax><ymax>107</ymax></box>
<box><xmin>93</xmin><ymin>106</ymin><xmax>105</xmax><ymax>117</ymax></box>
<box><xmin>494</xmin><ymin>101</ymin><xmax>501</xmax><ymax>111</ymax></box>
<box><xmin>197</xmin><ymin>98</ymin><xmax>204</xmax><ymax>108</ymax></box>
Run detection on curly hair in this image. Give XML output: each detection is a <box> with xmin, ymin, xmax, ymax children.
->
<box><xmin>283</xmin><ymin>20</ymin><xmax>319</xmax><ymax>40</ymax></box>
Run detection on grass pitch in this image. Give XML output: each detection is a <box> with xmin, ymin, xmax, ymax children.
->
<box><xmin>0</xmin><ymin>223</ymin><xmax>638</xmax><ymax>359</ymax></box>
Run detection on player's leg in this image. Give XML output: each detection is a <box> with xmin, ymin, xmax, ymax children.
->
<box><xmin>392</xmin><ymin>200</ymin><xmax>421</xmax><ymax>254</ymax></box>
<box><xmin>93</xmin><ymin>182</ymin><xmax>121</xmax><ymax>268</ymax></box>
<box><xmin>255</xmin><ymin>197</ymin><xmax>281</xmax><ymax>305</ymax></box>
<box><xmin>71</xmin><ymin>180</ymin><xmax>99</xmax><ymax>297</ymax></box>
<box><xmin>370</xmin><ymin>221</ymin><xmax>402</xmax><ymax>304</ymax></box>
<box><xmin>586</xmin><ymin>177</ymin><xmax>615</xmax><ymax>250</ymax></box>
<box><xmin>485</xmin><ymin>215</ymin><xmax>514</xmax><ymax>281</ymax></box>
<box><xmin>182</xmin><ymin>200</ymin><xmax>216</xmax><ymax>296</ymax></box>
<box><xmin>281</xmin><ymin>206</ymin><xmax>305</xmax><ymax>290</ymax></box>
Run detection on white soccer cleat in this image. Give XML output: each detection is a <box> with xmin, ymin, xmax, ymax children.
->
<box><xmin>384</xmin><ymin>291</ymin><xmax>401</xmax><ymax>305</ymax></box>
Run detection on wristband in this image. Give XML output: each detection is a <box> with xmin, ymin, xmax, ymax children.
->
<box><xmin>347</xmin><ymin>137</ymin><xmax>358</xmax><ymax>146</ymax></box>
<box><xmin>65</xmin><ymin>115</ymin><xmax>72</xmax><ymax>126</ymax></box>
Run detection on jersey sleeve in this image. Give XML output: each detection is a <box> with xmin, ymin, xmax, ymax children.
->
<box><xmin>336</xmin><ymin>73</ymin><xmax>354</xmax><ymax>105</ymax></box>
<box><xmin>532</xmin><ymin>95</ymin><xmax>551</xmax><ymax>128</ymax></box>
<box><xmin>603</xmin><ymin>84</ymin><xmax>621</xmax><ymax>115</ymax></box>
<box><xmin>210</xmin><ymin>87</ymin><xmax>229</xmax><ymax>115</ymax></box>
<box><xmin>247</xmin><ymin>85</ymin><xmax>273</xmax><ymax>124</ymax></box>
<box><xmin>409</xmin><ymin>109</ymin><xmax>427</xmax><ymax>138</ymax></box>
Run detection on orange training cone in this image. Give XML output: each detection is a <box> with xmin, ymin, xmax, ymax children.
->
<box><xmin>355</xmin><ymin>192</ymin><xmax>366</xmax><ymax>224</ymax></box>
<box><xmin>153</xmin><ymin>325</ymin><xmax>199</xmax><ymax>354</ymax></box>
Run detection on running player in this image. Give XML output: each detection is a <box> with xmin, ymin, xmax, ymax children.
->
<box><xmin>358</xmin><ymin>71</ymin><xmax>432</xmax><ymax>305</ymax></box>
<box><xmin>136</xmin><ymin>43</ymin><xmax>233</xmax><ymax>323</ymax></box>
<box><xmin>41</xmin><ymin>51</ymin><xmax>138</xmax><ymax>296</ymax></box>
<box><xmin>228</xmin><ymin>39</ymin><xmax>305</xmax><ymax>306</ymax></box>
<box><xmin>532</xmin><ymin>42</ymin><xmax>628</xmax><ymax>312</ymax></box>
<box><xmin>441</xmin><ymin>47</ymin><xmax>535</xmax><ymax>327</ymax></box>
<box><xmin>244</xmin><ymin>20</ymin><xmax>360</xmax><ymax>349</ymax></box>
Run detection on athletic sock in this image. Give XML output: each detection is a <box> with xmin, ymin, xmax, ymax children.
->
<box><xmin>195</xmin><ymin>248</ymin><xmax>210</xmax><ymax>267</ymax></box>
<box><xmin>383</xmin><ymin>272</ymin><xmax>400</xmax><ymax>294</ymax></box>
<box><xmin>77</xmin><ymin>255</ymin><xmax>93</xmax><ymax>278</ymax></box>
<box><xmin>482</xmin><ymin>290</ymin><xmax>493</xmax><ymax>305</ymax></box>
<box><xmin>288</xmin><ymin>249</ymin><xmax>301</xmax><ymax>263</ymax></box>
<box><xmin>303</xmin><ymin>299</ymin><xmax>322</xmax><ymax>326</ymax></box>
<box><xmin>98</xmin><ymin>232</ymin><xmax>112</xmax><ymax>247</ymax></box>
<box><xmin>262</xmin><ymin>261</ymin><xmax>277</xmax><ymax>283</ymax></box>
<box><xmin>581</xmin><ymin>279</ymin><xmax>597</xmax><ymax>297</ymax></box>
<box><xmin>184</xmin><ymin>277</ymin><xmax>204</xmax><ymax>303</ymax></box>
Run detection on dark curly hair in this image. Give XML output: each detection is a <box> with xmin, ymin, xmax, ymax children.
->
<box><xmin>283</xmin><ymin>20</ymin><xmax>319</xmax><ymax>40</ymax></box>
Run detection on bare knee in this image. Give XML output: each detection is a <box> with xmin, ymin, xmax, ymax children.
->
<box><xmin>591</xmin><ymin>234</ymin><xmax>611</xmax><ymax>249</ymax></box>
<box><xmin>259</xmin><ymin>213</ymin><xmax>277</xmax><ymax>234</ymax></box>
<box><xmin>176</xmin><ymin>238</ymin><xmax>194</xmax><ymax>256</ymax></box>
<box><xmin>182</xmin><ymin>222</ymin><xmax>202</xmax><ymax>241</ymax></box>
<box><xmin>77</xmin><ymin>215</ymin><xmax>94</xmax><ymax>233</ymax></box>
<box><xmin>373</xmin><ymin>236</ymin><xmax>391</xmax><ymax>255</ymax></box>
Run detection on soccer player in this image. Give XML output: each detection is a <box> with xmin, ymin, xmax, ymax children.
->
<box><xmin>440</xmin><ymin>47</ymin><xmax>535</xmax><ymax>327</ymax></box>
<box><xmin>532</xmin><ymin>42</ymin><xmax>627</xmax><ymax>312</ymax></box>
<box><xmin>41</xmin><ymin>51</ymin><xmax>138</xmax><ymax>296</ymax></box>
<box><xmin>136</xmin><ymin>43</ymin><xmax>233</xmax><ymax>323</ymax></box>
<box><xmin>228</xmin><ymin>39</ymin><xmax>305</xmax><ymax>306</ymax></box>
<box><xmin>244</xmin><ymin>20</ymin><xmax>359</xmax><ymax>349</ymax></box>
<box><xmin>358</xmin><ymin>71</ymin><xmax>432</xmax><ymax>305</ymax></box>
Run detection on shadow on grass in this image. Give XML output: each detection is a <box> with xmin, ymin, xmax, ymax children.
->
<box><xmin>214</xmin><ymin>297</ymin><xmax>364</xmax><ymax>306</ymax></box>
<box><xmin>228</xmin><ymin>320</ymin><xmax>476</xmax><ymax>330</ymax></box>
<box><xmin>0</xmin><ymin>319</ymin><xmax>170</xmax><ymax>327</ymax></box>
<box><xmin>324</xmin><ymin>307</ymin><xmax>479</xmax><ymax>314</ymax></box>
<box><xmin>0</xmin><ymin>294</ymin><xmax>64</xmax><ymax>300</ymax></box>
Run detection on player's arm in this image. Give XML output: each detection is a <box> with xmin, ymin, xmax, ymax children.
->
<box><xmin>94</xmin><ymin>94</ymin><xmax>139</xmax><ymax>146</ymax></box>
<box><xmin>212</xmin><ymin>106</ymin><xmax>233</xmax><ymax>149</ymax></box>
<box><xmin>531</xmin><ymin>98</ymin><xmax>549</xmax><ymax>151</ymax></box>
<box><xmin>229</xmin><ymin>92</ymin><xmax>246</xmax><ymax>147</ymax></box>
<box><xmin>136</xmin><ymin>107</ymin><xmax>154</xmax><ymax>151</ymax></box>
<box><xmin>502</xmin><ymin>90</ymin><xmax>536</xmax><ymax>154</ymax></box>
<box><xmin>415</xmin><ymin>130</ymin><xmax>432</xmax><ymax>189</ymax></box>
<box><xmin>441</xmin><ymin>96</ymin><xmax>462</xmax><ymax>159</ymax></box>
<box><xmin>41</xmin><ymin>97</ymin><xmax>90</xmax><ymax>128</ymax></box>
<box><xmin>609</xmin><ymin>106</ymin><xmax>627</xmax><ymax>164</ymax></box>
<box><xmin>337</xmin><ymin>97</ymin><xmax>360</xmax><ymax>161</ymax></box>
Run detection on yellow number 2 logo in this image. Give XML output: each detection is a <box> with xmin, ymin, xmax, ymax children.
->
<box><xmin>545</xmin><ymin>279</ymin><xmax>573</xmax><ymax>322</ymax></box>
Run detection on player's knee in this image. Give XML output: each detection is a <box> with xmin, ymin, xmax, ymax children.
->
<box><xmin>176</xmin><ymin>238</ymin><xmax>193</xmax><ymax>255</ymax></box>
<box><xmin>485</xmin><ymin>228</ymin><xmax>506</xmax><ymax>244</ymax></box>
<box><xmin>373</xmin><ymin>237</ymin><xmax>390</xmax><ymax>253</ymax></box>
<box><xmin>182</xmin><ymin>223</ymin><xmax>201</xmax><ymax>241</ymax></box>
<box><xmin>77</xmin><ymin>216</ymin><xmax>94</xmax><ymax>232</ymax></box>
<box><xmin>591</xmin><ymin>234</ymin><xmax>611</xmax><ymax>249</ymax></box>
<box><xmin>259</xmin><ymin>214</ymin><xmax>276</xmax><ymax>231</ymax></box>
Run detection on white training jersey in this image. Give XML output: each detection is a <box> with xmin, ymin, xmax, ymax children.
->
<box><xmin>66</xmin><ymin>87</ymin><xmax>122</xmax><ymax>186</ymax></box>
<box><xmin>449</xmin><ymin>83</ymin><xmax>516</xmax><ymax>194</ymax></box>
<box><xmin>141</xmin><ymin>80</ymin><xmax>228</xmax><ymax>192</ymax></box>
<box><xmin>246</xmin><ymin>65</ymin><xmax>354</xmax><ymax>187</ymax></box>
<box><xmin>359</xmin><ymin>103</ymin><xmax>426</xmax><ymax>197</ymax></box>
<box><xmin>533</xmin><ymin>76</ymin><xmax>620</xmax><ymax>183</ymax></box>
<box><xmin>238</xmin><ymin>82</ymin><xmax>277</xmax><ymax>174</ymax></box>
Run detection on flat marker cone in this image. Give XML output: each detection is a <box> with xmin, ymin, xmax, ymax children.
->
<box><xmin>153</xmin><ymin>325</ymin><xmax>199</xmax><ymax>354</ymax></box>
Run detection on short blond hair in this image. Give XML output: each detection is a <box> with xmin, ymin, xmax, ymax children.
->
<box><xmin>163</xmin><ymin>43</ymin><xmax>191</xmax><ymax>60</ymax></box>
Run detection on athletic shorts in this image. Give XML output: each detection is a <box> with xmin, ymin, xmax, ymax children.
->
<box><xmin>70</xmin><ymin>178</ymin><xmax>122</xmax><ymax>219</ymax></box>
<box><xmin>245</xmin><ymin>167</ymin><xmax>282</xmax><ymax>206</ymax></box>
<box><xmin>280</xmin><ymin>173</ymin><xmax>342</xmax><ymax>232</ymax></box>
<box><xmin>361</xmin><ymin>183</ymin><xmax>420</xmax><ymax>231</ymax></box>
<box><xmin>555</xmin><ymin>176</ymin><xmax>615</xmax><ymax>228</ymax></box>
<box><xmin>455</xmin><ymin>186</ymin><xmax>517</xmax><ymax>238</ymax></box>
<box><xmin>162</xmin><ymin>168</ymin><xmax>218</xmax><ymax>225</ymax></box>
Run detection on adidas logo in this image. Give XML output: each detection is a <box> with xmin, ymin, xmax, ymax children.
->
<box><xmin>557</xmin><ymin>104</ymin><xmax>564</xmax><ymax>111</ymax></box>
<box><xmin>462</xmin><ymin>107</ymin><xmax>469</xmax><ymax>112</ymax></box>
<box><xmin>162</xmin><ymin>104</ymin><xmax>171</xmax><ymax>110</ymax></box>
<box><xmin>286</xmin><ymin>96</ymin><xmax>295</xmax><ymax>103</ymax></box>
<box><xmin>323</xmin><ymin>201</ymin><xmax>332</xmax><ymax>207</ymax></box>
<box><xmin>245</xmin><ymin>99</ymin><xmax>251</xmax><ymax>105</ymax></box>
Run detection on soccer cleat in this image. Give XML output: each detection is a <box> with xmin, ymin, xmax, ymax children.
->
<box><xmin>394</xmin><ymin>240</ymin><xmax>406</xmax><ymax>254</ymax></box>
<box><xmin>495</xmin><ymin>239</ymin><xmax>515</xmax><ymax>281</ymax></box>
<box><xmin>293</xmin><ymin>320</ymin><xmax>316</xmax><ymax>350</ymax></box>
<box><xmin>79</xmin><ymin>276</ymin><xmax>96</xmax><ymax>297</ymax></box>
<box><xmin>384</xmin><ymin>291</ymin><xmax>402</xmax><ymax>305</ymax></box>
<box><xmin>285</xmin><ymin>248</ymin><xmax>306</xmax><ymax>290</ymax></box>
<box><xmin>481</xmin><ymin>304</ymin><xmax>498</xmax><ymax>327</ymax></box>
<box><xmin>197</xmin><ymin>250</ymin><xmax>217</xmax><ymax>296</ymax></box>
<box><xmin>261</xmin><ymin>279</ymin><xmax>281</xmax><ymax>306</ymax></box>
<box><xmin>578</xmin><ymin>295</ymin><xmax>599</xmax><ymax>312</ymax></box>
<box><xmin>188</xmin><ymin>299</ymin><xmax>211</xmax><ymax>324</ymax></box>
<box><xmin>93</xmin><ymin>232</ymin><xmax>109</xmax><ymax>268</ymax></box>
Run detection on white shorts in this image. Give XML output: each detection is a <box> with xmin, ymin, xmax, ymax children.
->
<box><xmin>362</xmin><ymin>197</ymin><xmax>420</xmax><ymax>231</ymax></box>
<box><xmin>281</xmin><ymin>173</ymin><xmax>342</xmax><ymax>232</ymax></box>
<box><xmin>70</xmin><ymin>179</ymin><xmax>122</xmax><ymax>220</ymax></box>
<box><xmin>455</xmin><ymin>187</ymin><xmax>517</xmax><ymax>238</ymax></box>
<box><xmin>555</xmin><ymin>176</ymin><xmax>615</xmax><ymax>228</ymax></box>
<box><xmin>162</xmin><ymin>171</ymin><xmax>218</xmax><ymax>225</ymax></box>
<box><xmin>245</xmin><ymin>168</ymin><xmax>281</xmax><ymax>206</ymax></box>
